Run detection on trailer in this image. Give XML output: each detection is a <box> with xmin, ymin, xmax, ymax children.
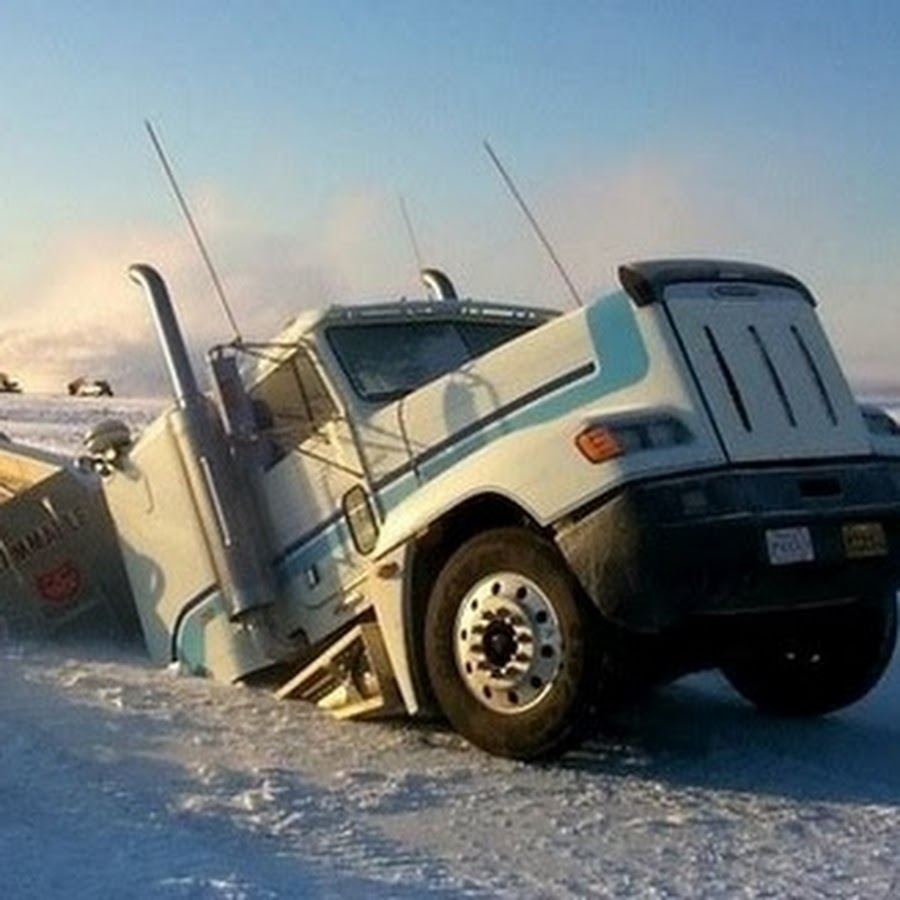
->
<box><xmin>0</xmin><ymin>436</ymin><xmax>137</xmax><ymax>641</ymax></box>
<box><xmin>4</xmin><ymin>259</ymin><xmax>900</xmax><ymax>759</ymax></box>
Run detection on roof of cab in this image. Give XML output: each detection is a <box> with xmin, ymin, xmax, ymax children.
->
<box><xmin>271</xmin><ymin>295</ymin><xmax>557</xmax><ymax>343</ymax></box>
<box><xmin>241</xmin><ymin>295</ymin><xmax>560</xmax><ymax>381</ymax></box>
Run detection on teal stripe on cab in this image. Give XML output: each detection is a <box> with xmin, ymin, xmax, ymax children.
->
<box><xmin>176</xmin><ymin>590</ymin><xmax>227</xmax><ymax>674</ymax></box>
<box><xmin>514</xmin><ymin>291</ymin><xmax>650</xmax><ymax>428</ymax></box>
<box><xmin>275</xmin><ymin>516</ymin><xmax>352</xmax><ymax>586</ymax></box>
<box><xmin>589</xmin><ymin>290</ymin><xmax>650</xmax><ymax>386</ymax></box>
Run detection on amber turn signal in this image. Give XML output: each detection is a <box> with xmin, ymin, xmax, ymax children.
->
<box><xmin>575</xmin><ymin>425</ymin><xmax>623</xmax><ymax>463</ymax></box>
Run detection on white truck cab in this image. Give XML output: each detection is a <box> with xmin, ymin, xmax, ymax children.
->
<box><xmin>95</xmin><ymin>258</ymin><xmax>900</xmax><ymax>759</ymax></box>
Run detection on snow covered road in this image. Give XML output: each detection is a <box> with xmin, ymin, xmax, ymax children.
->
<box><xmin>1</xmin><ymin>639</ymin><xmax>899</xmax><ymax>899</ymax></box>
<box><xmin>1</xmin><ymin>395</ymin><xmax>899</xmax><ymax>898</ymax></box>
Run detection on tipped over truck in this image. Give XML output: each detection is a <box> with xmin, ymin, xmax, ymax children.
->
<box><xmin>4</xmin><ymin>258</ymin><xmax>900</xmax><ymax>759</ymax></box>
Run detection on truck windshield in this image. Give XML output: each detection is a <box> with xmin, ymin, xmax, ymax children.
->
<box><xmin>327</xmin><ymin>320</ymin><xmax>534</xmax><ymax>402</ymax></box>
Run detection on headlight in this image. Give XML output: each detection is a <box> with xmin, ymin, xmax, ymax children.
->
<box><xmin>575</xmin><ymin>415</ymin><xmax>692</xmax><ymax>464</ymax></box>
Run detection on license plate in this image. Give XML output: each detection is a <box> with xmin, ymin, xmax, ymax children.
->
<box><xmin>766</xmin><ymin>526</ymin><xmax>814</xmax><ymax>566</ymax></box>
<box><xmin>842</xmin><ymin>522</ymin><xmax>887</xmax><ymax>559</ymax></box>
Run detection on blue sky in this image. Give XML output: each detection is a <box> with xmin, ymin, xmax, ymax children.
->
<box><xmin>1</xmin><ymin>1</ymin><xmax>899</xmax><ymax>393</ymax></box>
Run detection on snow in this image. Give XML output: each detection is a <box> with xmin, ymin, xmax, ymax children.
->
<box><xmin>1</xmin><ymin>394</ymin><xmax>899</xmax><ymax>899</ymax></box>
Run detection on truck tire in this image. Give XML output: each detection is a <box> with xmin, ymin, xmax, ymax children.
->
<box><xmin>424</xmin><ymin>527</ymin><xmax>599</xmax><ymax>759</ymax></box>
<box><xmin>722</xmin><ymin>592</ymin><xmax>898</xmax><ymax>717</ymax></box>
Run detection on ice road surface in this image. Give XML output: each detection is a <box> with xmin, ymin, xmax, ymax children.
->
<box><xmin>0</xmin><ymin>394</ymin><xmax>899</xmax><ymax>899</ymax></box>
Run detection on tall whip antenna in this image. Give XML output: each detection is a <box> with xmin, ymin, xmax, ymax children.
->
<box><xmin>399</xmin><ymin>194</ymin><xmax>424</xmax><ymax>273</ymax></box>
<box><xmin>483</xmin><ymin>139</ymin><xmax>583</xmax><ymax>309</ymax></box>
<box><xmin>144</xmin><ymin>120</ymin><xmax>243</xmax><ymax>343</ymax></box>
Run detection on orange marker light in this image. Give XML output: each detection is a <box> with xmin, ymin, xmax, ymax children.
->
<box><xmin>575</xmin><ymin>425</ymin><xmax>623</xmax><ymax>463</ymax></box>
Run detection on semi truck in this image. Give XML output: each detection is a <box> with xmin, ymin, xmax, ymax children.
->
<box><xmin>2</xmin><ymin>258</ymin><xmax>899</xmax><ymax>759</ymax></box>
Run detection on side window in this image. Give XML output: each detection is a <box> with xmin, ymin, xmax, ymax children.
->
<box><xmin>250</xmin><ymin>350</ymin><xmax>337</xmax><ymax>460</ymax></box>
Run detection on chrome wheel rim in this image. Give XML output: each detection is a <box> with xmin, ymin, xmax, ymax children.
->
<box><xmin>453</xmin><ymin>571</ymin><xmax>563</xmax><ymax>714</ymax></box>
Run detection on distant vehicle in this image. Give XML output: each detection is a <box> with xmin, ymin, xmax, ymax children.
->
<box><xmin>68</xmin><ymin>377</ymin><xmax>113</xmax><ymax>397</ymax></box>
<box><xmin>0</xmin><ymin>373</ymin><xmax>22</xmax><ymax>393</ymax></box>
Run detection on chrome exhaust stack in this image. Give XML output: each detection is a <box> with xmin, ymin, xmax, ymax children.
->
<box><xmin>129</xmin><ymin>265</ymin><xmax>203</xmax><ymax>411</ymax></box>
<box><xmin>421</xmin><ymin>268</ymin><xmax>458</xmax><ymax>301</ymax></box>
<box><xmin>128</xmin><ymin>264</ymin><xmax>275</xmax><ymax>621</ymax></box>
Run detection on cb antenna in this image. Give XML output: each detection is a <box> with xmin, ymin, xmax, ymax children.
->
<box><xmin>483</xmin><ymin>139</ymin><xmax>583</xmax><ymax>309</ymax></box>
<box><xmin>399</xmin><ymin>194</ymin><xmax>424</xmax><ymax>274</ymax></box>
<box><xmin>144</xmin><ymin>119</ymin><xmax>243</xmax><ymax>343</ymax></box>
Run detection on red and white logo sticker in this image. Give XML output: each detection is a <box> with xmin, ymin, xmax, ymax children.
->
<box><xmin>36</xmin><ymin>561</ymin><xmax>82</xmax><ymax>606</ymax></box>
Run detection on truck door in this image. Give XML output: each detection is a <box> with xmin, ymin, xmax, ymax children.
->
<box><xmin>251</xmin><ymin>348</ymin><xmax>374</xmax><ymax>643</ymax></box>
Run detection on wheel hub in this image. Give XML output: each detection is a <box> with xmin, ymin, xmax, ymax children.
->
<box><xmin>483</xmin><ymin>620</ymin><xmax>517</xmax><ymax>667</ymax></box>
<box><xmin>453</xmin><ymin>571</ymin><xmax>563</xmax><ymax>713</ymax></box>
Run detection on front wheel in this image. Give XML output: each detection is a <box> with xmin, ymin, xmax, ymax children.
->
<box><xmin>424</xmin><ymin>527</ymin><xmax>599</xmax><ymax>759</ymax></box>
<box><xmin>722</xmin><ymin>592</ymin><xmax>898</xmax><ymax>717</ymax></box>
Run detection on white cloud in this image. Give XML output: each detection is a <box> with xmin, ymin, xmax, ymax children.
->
<box><xmin>0</xmin><ymin>225</ymin><xmax>179</xmax><ymax>395</ymax></box>
<box><xmin>1</xmin><ymin>155</ymin><xmax>897</xmax><ymax>398</ymax></box>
